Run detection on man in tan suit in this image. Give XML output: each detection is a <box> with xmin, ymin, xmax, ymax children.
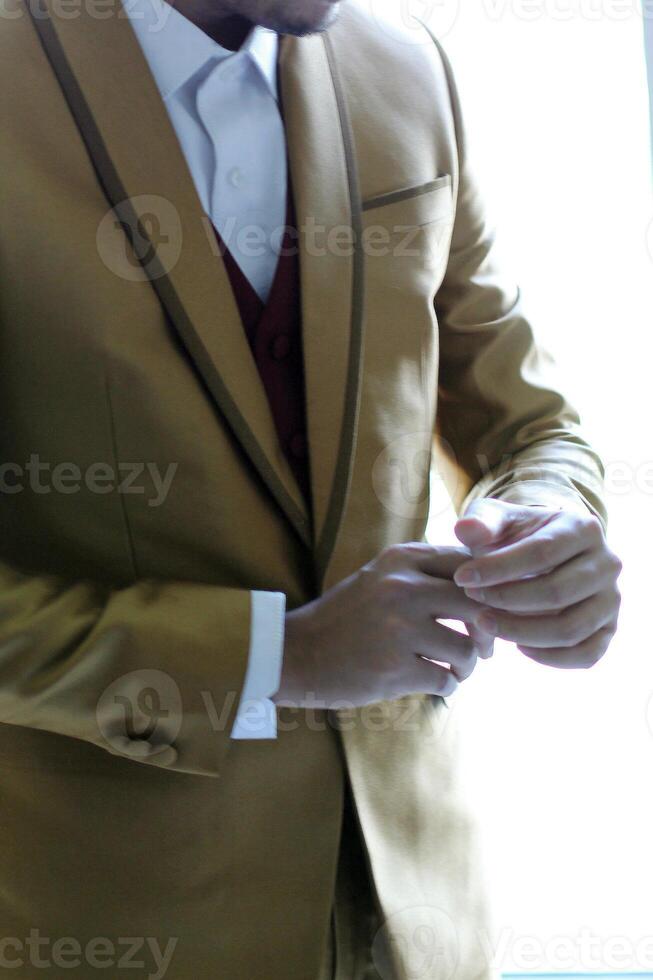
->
<box><xmin>0</xmin><ymin>0</ymin><xmax>621</xmax><ymax>976</ymax></box>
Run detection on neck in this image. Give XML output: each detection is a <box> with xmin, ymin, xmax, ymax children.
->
<box><xmin>168</xmin><ymin>1</ymin><xmax>253</xmax><ymax>50</ymax></box>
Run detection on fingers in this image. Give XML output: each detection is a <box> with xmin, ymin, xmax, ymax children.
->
<box><xmin>454</xmin><ymin>513</ymin><xmax>603</xmax><ymax>588</ymax></box>
<box><xmin>381</xmin><ymin>542</ymin><xmax>472</xmax><ymax>579</ymax></box>
<box><xmin>410</xmin><ymin>656</ymin><xmax>460</xmax><ymax>698</ymax></box>
<box><xmin>411</xmin><ymin>574</ymin><xmax>486</xmax><ymax>622</ymax></box>
<box><xmin>475</xmin><ymin>589</ymin><xmax>618</xmax><ymax>648</ymax></box>
<box><xmin>454</xmin><ymin>515</ymin><xmax>497</xmax><ymax>551</ymax></box>
<box><xmin>517</xmin><ymin>625</ymin><xmax>614</xmax><ymax>669</ymax></box>
<box><xmin>467</xmin><ymin>622</ymin><xmax>495</xmax><ymax>659</ymax></box>
<box><xmin>463</xmin><ymin>551</ymin><xmax>616</xmax><ymax>613</ymax></box>
<box><xmin>411</xmin><ymin>620</ymin><xmax>478</xmax><ymax>681</ymax></box>
<box><xmin>401</xmin><ymin>576</ymin><xmax>490</xmax><ymax>663</ymax></box>
<box><xmin>455</xmin><ymin>498</ymin><xmax>553</xmax><ymax>552</ymax></box>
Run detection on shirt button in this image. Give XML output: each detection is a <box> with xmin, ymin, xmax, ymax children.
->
<box><xmin>270</xmin><ymin>334</ymin><xmax>291</xmax><ymax>361</ymax></box>
<box><xmin>289</xmin><ymin>432</ymin><xmax>307</xmax><ymax>460</ymax></box>
<box><xmin>228</xmin><ymin>167</ymin><xmax>245</xmax><ymax>189</ymax></box>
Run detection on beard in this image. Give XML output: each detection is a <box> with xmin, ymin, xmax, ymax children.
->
<box><xmin>227</xmin><ymin>0</ymin><xmax>341</xmax><ymax>35</ymax></box>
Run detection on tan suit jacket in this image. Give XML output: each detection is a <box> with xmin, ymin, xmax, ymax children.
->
<box><xmin>0</xmin><ymin>0</ymin><xmax>606</xmax><ymax>976</ymax></box>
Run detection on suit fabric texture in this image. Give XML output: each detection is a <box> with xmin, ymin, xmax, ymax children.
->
<box><xmin>0</xmin><ymin>1</ymin><xmax>607</xmax><ymax>977</ymax></box>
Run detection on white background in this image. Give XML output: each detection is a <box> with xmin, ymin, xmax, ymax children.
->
<box><xmin>370</xmin><ymin>0</ymin><xmax>653</xmax><ymax>972</ymax></box>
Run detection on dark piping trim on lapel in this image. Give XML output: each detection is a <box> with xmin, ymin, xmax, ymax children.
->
<box><xmin>26</xmin><ymin>0</ymin><xmax>311</xmax><ymax>548</ymax></box>
<box><xmin>314</xmin><ymin>35</ymin><xmax>366</xmax><ymax>585</ymax></box>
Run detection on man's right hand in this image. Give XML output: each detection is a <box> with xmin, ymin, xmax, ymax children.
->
<box><xmin>272</xmin><ymin>542</ymin><xmax>492</xmax><ymax>710</ymax></box>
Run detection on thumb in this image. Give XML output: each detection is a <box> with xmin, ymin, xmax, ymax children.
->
<box><xmin>455</xmin><ymin>498</ymin><xmax>512</xmax><ymax>551</ymax></box>
<box><xmin>455</xmin><ymin>498</ymin><xmax>549</xmax><ymax>553</ymax></box>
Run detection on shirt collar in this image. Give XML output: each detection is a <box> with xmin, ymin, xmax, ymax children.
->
<box><xmin>125</xmin><ymin>0</ymin><xmax>279</xmax><ymax>101</ymax></box>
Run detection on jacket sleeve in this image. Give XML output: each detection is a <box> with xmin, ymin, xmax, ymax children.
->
<box><xmin>430</xmin><ymin>35</ymin><xmax>607</xmax><ymax>530</ymax></box>
<box><xmin>0</xmin><ymin>559</ymin><xmax>253</xmax><ymax>777</ymax></box>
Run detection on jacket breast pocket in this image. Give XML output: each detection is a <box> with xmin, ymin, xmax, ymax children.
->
<box><xmin>361</xmin><ymin>174</ymin><xmax>454</xmax><ymax>289</ymax></box>
<box><xmin>357</xmin><ymin>177</ymin><xmax>455</xmax><ymax>482</ymax></box>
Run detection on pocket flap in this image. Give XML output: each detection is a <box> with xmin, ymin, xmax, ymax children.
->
<box><xmin>362</xmin><ymin>175</ymin><xmax>453</xmax><ymax>231</ymax></box>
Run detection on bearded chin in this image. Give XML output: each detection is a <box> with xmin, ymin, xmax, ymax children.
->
<box><xmin>252</xmin><ymin>0</ymin><xmax>341</xmax><ymax>36</ymax></box>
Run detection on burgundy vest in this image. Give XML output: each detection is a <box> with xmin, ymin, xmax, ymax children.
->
<box><xmin>211</xmin><ymin>195</ymin><xmax>311</xmax><ymax>505</ymax></box>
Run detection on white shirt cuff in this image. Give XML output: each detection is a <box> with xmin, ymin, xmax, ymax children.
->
<box><xmin>230</xmin><ymin>591</ymin><xmax>286</xmax><ymax>740</ymax></box>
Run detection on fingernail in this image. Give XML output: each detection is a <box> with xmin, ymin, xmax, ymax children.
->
<box><xmin>455</xmin><ymin>567</ymin><xmax>480</xmax><ymax>586</ymax></box>
<box><xmin>477</xmin><ymin>612</ymin><xmax>497</xmax><ymax>634</ymax></box>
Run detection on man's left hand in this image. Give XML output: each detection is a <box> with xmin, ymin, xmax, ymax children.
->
<box><xmin>453</xmin><ymin>498</ymin><xmax>622</xmax><ymax>669</ymax></box>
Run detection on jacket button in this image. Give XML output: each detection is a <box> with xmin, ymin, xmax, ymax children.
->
<box><xmin>289</xmin><ymin>432</ymin><xmax>307</xmax><ymax>459</ymax></box>
<box><xmin>270</xmin><ymin>334</ymin><xmax>291</xmax><ymax>361</ymax></box>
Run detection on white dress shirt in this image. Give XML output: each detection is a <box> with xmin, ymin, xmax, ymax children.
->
<box><xmin>127</xmin><ymin>0</ymin><xmax>288</xmax><ymax>739</ymax></box>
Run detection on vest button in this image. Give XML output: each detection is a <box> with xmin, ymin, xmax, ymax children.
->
<box><xmin>288</xmin><ymin>432</ymin><xmax>307</xmax><ymax>460</ymax></box>
<box><xmin>270</xmin><ymin>334</ymin><xmax>291</xmax><ymax>361</ymax></box>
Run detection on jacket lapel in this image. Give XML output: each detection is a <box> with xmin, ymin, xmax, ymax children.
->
<box><xmin>280</xmin><ymin>33</ymin><xmax>365</xmax><ymax>582</ymax></box>
<box><xmin>28</xmin><ymin>0</ymin><xmax>311</xmax><ymax>545</ymax></box>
